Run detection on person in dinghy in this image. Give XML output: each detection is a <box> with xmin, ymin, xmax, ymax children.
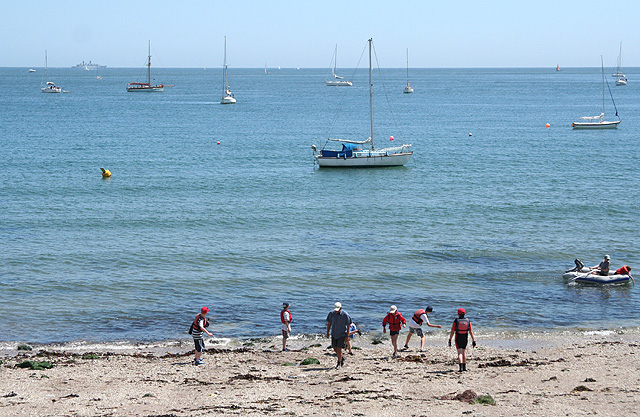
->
<box><xmin>590</xmin><ymin>255</ymin><xmax>611</xmax><ymax>276</ymax></box>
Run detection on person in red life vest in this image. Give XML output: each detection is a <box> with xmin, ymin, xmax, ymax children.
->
<box><xmin>382</xmin><ymin>305</ymin><xmax>407</xmax><ymax>358</ymax></box>
<box><xmin>402</xmin><ymin>306</ymin><xmax>442</xmax><ymax>352</ymax></box>
<box><xmin>448</xmin><ymin>308</ymin><xmax>476</xmax><ymax>372</ymax></box>
<box><xmin>615</xmin><ymin>265</ymin><xmax>632</xmax><ymax>275</ymax></box>
<box><xmin>281</xmin><ymin>302</ymin><xmax>292</xmax><ymax>352</ymax></box>
<box><xmin>590</xmin><ymin>254</ymin><xmax>611</xmax><ymax>276</ymax></box>
<box><xmin>191</xmin><ymin>306</ymin><xmax>213</xmax><ymax>366</ymax></box>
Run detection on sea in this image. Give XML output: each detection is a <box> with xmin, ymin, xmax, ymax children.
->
<box><xmin>1</xmin><ymin>65</ymin><xmax>639</xmax><ymax>346</ymax></box>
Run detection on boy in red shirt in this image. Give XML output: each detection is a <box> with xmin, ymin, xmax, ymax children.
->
<box><xmin>382</xmin><ymin>305</ymin><xmax>406</xmax><ymax>358</ymax></box>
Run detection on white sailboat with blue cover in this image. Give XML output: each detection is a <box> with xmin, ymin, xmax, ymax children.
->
<box><xmin>314</xmin><ymin>39</ymin><xmax>413</xmax><ymax>167</ymax></box>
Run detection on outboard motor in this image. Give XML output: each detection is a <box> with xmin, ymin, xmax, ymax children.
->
<box><xmin>565</xmin><ymin>258</ymin><xmax>584</xmax><ymax>273</ymax></box>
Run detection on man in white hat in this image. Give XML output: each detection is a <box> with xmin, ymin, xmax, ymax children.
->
<box><xmin>326</xmin><ymin>302</ymin><xmax>352</xmax><ymax>369</ymax></box>
<box><xmin>590</xmin><ymin>255</ymin><xmax>611</xmax><ymax>276</ymax></box>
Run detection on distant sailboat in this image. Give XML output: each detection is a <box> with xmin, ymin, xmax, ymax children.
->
<box><xmin>220</xmin><ymin>36</ymin><xmax>236</xmax><ymax>104</ymax></box>
<box><xmin>325</xmin><ymin>45</ymin><xmax>352</xmax><ymax>86</ymax></box>
<box><xmin>126</xmin><ymin>41</ymin><xmax>164</xmax><ymax>92</ymax></box>
<box><xmin>556</xmin><ymin>64</ymin><xmax>561</xmax><ymax>71</ymax></box>
<box><xmin>265</xmin><ymin>63</ymin><xmax>270</xmax><ymax>75</ymax></box>
<box><xmin>403</xmin><ymin>48</ymin><xmax>414</xmax><ymax>93</ymax></box>
<box><xmin>611</xmin><ymin>42</ymin><xmax>625</xmax><ymax>78</ymax></box>
<box><xmin>40</xmin><ymin>51</ymin><xmax>62</xmax><ymax>93</ymax></box>
<box><xmin>571</xmin><ymin>56</ymin><xmax>620</xmax><ymax>129</ymax></box>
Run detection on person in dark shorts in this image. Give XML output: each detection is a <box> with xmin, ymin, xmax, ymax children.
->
<box><xmin>382</xmin><ymin>305</ymin><xmax>406</xmax><ymax>358</ymax></box>
<box><xmin>191</xmin><ymin>306</ymin><xmax>213</xmax><ymax>365</ymax></box>
<box><xmin>448</xmin><ymin>308</ymin><xmax>476</xmax><ymax>371</ymax></box>
<box><xmin>326</xmin><ymin>302</ymin><xmax>353</xmax><ymax>369</ymax></box>
<box><xmin>402</xmin><ymin>306</ymin><xmax>442</xmax><ymax>352</ymax></box>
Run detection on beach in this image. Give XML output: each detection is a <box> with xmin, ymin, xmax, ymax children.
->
<box><xmin>1</xmin><ymin>331</ymin><xmax>638</xmax><ymax>416</ymax></box>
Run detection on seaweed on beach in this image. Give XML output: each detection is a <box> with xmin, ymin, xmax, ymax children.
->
<box><xmin>300</xmin><ymin>357</ymin><xmax>320</xmax><ymax>365</ymax></box>
<box><xmin>438</xmin><ymin>389</ymin><xmax>478</xmax><ymax>403</ymax></box>
<box><xmin>16</xmin><ymin>360</ymin><xmax>53</xmax><ymax>370</ymax></box>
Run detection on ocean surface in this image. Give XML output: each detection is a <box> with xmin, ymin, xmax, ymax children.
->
<box><xmin>1</xmin><ymin>65</ymin><xmax>639</xmax><ymax>344</ymax></box>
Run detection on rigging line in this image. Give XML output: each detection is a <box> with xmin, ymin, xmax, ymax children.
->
<box><xmin>604</xmin><ymin>76</ymin><xmax>620</xmax><ymax>119</ymax></box>
<box><xmin>322</xmin><ymin>42</ymin><xmax>368</xmax><ymax>150</ymax></box>
<box><xmin>371</xmin><ymin>42</ymin><xmax>404</xmax><ymax>141</ymax></box>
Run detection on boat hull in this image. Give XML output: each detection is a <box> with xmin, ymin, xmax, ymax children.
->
<box><xmin>126</xmin><ymin>86</ymin><xmax>164</xmax><ymax>92</ymax></box>
<box><xmin>571</xmin><ymin>120</ymin><xmax>620</xmax><ymax>129</ymax></box>
<box><xmin>316</xmin><ymin>152</ymin><xmax>412</xmax><ymax>167</ymax></box>
<box><xmin>403</xmin><ymin>86</ymin><xmax>414</xmax><ymax>94</ymax></box>
<box><xmin>563</xmin><ymin>271</ymin><xmax>632</xmax><ymax>284</ymax></box>
<box><xmin>220</xmin><ymin>96</ymin><xmax>236</xmax><ymax>104</ymax></box>
<box><xmin>616</xmin><ymin>79</ymin><xmax>628</xmax><ymax>86</ymax></box>
<box><xmin>325</xmin><ymin>80</ymin><xmax>353</xmax><ymax>86</ymax></box>
<box><xmin>41</xmin><ymin>87</ymin><xmax>62</xmax><ymax>93</ymax></box>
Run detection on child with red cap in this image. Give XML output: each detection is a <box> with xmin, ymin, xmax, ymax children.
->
<box><xmin>190</xmin><ymin>306</ymin><xmax>213</xmax><ymax>365</ymax></box>
<box><xmin>448</xmin><ymin>308</ymin><xmax>476</xmax><ymax>371</ymax></box>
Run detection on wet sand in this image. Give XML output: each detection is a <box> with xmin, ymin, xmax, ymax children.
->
<box><xmin>1</xmin><ymin>332</ymin><xmax>638</xmax><ymax>416</ymax></box>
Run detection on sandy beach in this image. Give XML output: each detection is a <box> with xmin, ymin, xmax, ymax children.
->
<box><xmin>1</xmin><ymin>331</ymin><xmax>638</xmax><ymax>416</ymax></box>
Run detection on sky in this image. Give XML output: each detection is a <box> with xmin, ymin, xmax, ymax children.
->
<box><xmin>2</xmin><ymin>0</ymin><xmax>638</xmax><ymax>69</ymax></box>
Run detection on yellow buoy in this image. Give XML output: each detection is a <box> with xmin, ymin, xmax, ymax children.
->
<box><xmin>100</xmin><ymin>168</ymin><xmax>111</xmax><ymax>178</ymax></box>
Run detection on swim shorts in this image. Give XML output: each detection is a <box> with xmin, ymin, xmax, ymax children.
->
<box><xmin>409</xmin><ymin>327</ymin><xmax>424</xmax><ymax>337</ymax></box>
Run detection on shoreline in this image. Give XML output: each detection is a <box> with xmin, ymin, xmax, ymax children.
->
<box><xmin>1</xmin><ymin>327</ymin><xmax>638</xmax><ymax>357</ymax></box>
<box><xmin>1</xmin><ymin>330</ymin><xmax>638</xmax><ymax>416</ymax></box>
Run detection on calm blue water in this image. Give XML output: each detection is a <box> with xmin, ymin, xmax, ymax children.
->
<box><xmin>1</xmin><ymin>66</ymin><xmax>639</xmax><ymax>343</ymax></box>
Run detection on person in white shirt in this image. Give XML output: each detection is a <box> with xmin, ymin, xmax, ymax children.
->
<box><xmin>402</xmin><ymin>306</ymin><xmax>441</xmax><ymax>352</ymax></box>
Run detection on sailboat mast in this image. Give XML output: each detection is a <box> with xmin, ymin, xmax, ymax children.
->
<box><xmin>369</xmin><ymin>38</ymin><xmax>374</xmax><ymax>150</ymax></box>
<box><xmin>44</xmin><ymin>50</ymin><xmax>48</xmax><ymax>83</ymax></box>
<box><xmin>147</xmin><ymin>40</ymin><xmax>151</xmax><ymax>86</ymax></box>
<box><xmin>406</xmin><ymin>48</ymin><xmax>409</xmax><ymax>83</ymax></box>
<box><xmin>601</xmin><ymin>55</ymin><xmax>605</xmax><ymax>116</ymax></box>
<box><xmin>223</xmin><ymin>36</ymin><xmax>227</xmax><ymax>94</ymax></box>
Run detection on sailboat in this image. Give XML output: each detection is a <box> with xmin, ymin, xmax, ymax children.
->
<box><xmin>220</xmin><ymin>36</ymin><xmax>236</xmax><ymax>104</ymax></box>
<box><xmin>40</xmin><ymin>51</ymin><xmax>62</xmax><ymax>93</ymax></box>
<box><xmin>324</xmin><ymin>45</ymin><xmax>352</xmax><ymax>86</ymax></box>
<box><xmin>571</xmin><ymin>56</ymin><xmax>620</xmax><ymax>129</ymax></box>
<box><xmin>264</xmin><ymin>63</ymin><xmax>270</xmax><ymax>75</ymax></box>
<box><xmin>126</xmin><ymin>41</ymin><xmax>164</xmax><ymax>92</ymax></box>
<box><xmin>313</xmin><ymin>39</ymin><xmax>413</xmax><ymax>167</ymax></box>
<box><xmin>611</xmin><ymin>42</ymin><xmax>625</xmax><ymax>78</ymax></box>
<box><xmin>403</xmin><ymin>48</ymin><xmax>414</xmax><ymax>94</ymax></box>
<box><xmin>556</xmin><ymin>64</ymin><xmax>561</xmax><ymax>72</ymax></box>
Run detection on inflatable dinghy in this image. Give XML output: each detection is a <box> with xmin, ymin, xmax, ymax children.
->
<box><xmin>563</xmin><ymin>259</ymin><xmax>634</xmax><ymax>285</ymax></box>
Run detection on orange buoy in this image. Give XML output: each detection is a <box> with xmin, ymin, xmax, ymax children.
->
<box><xmin>545</xmin><ymin>123</ymin><xmax>550</xmax><ymax>128</ymax></box>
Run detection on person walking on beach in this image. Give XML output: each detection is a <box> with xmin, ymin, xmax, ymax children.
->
<box><xmin>382</xmin><ymin>305</ymin><xmax>406</xmax><ymax>358</ymax></box>
<box><xmin>191</xmin><ymin>306</ymin><xmax>213</xmax><ymax>366</ymax></box>
<box><xmin>590</xmin><ymin>255</ymin><xmax>611</xmax><ymax>276</ymax></box>
<box><xmin>448</xmin><ymin>308</ymin><xmax>476</xmax><ymax>372</ymax></box>
<box><xmin>402</xmin><ymin>306</ymin><xmax>442</xmax><ymax>352</ymax></box>
<box><xmin>345</xmin><ymin>322</ymin><xmax>362</xmax><ymax>355</ymax></box>
<box><xmin>326</xmin><ymin>302</ymin><xmax>353</xmax><ymax>369</ymax></box>
<box><xmin>281</xmin><ymin>302</ymin><xmax>292</xmax><ymax>351</ymax></box>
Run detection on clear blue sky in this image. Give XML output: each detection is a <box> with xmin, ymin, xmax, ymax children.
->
<box><xmin>2</xmin><ymin>0</ymin><xmax>638</xmax><ymax>68</ymax></box>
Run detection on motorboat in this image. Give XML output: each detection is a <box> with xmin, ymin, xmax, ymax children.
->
<box><xmin>563</xmin><ymin>259</ymin><xmax>634</xmax><ymax>284</ymax></box>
